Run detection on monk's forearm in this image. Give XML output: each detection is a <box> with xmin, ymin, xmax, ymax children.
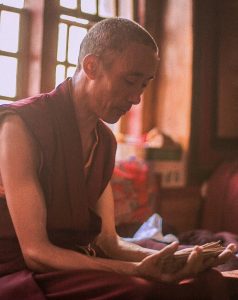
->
<box><xmin>95</xmin><ymin>234</ymin><xmax>157</xmax><ymax>262</ymax></box>
<box><xmin>115</xmin><ymin>238</ymin><xmax>158</xmax><ymax>261</ymax></box>
<box><xmin>23</xmin><ymin>243</ymin><xmax>139</xmax><ymax>276</ymax></box>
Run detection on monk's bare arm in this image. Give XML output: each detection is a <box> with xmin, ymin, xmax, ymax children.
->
<box><xmin>94</xmin><ymin>183</ymin><xmax>158</xmax><ymax>261</ymax></box>
<box><xmin>0</xmin><ymin>115</ymin><xmax>140</xmax><ymax>275</ymax></box>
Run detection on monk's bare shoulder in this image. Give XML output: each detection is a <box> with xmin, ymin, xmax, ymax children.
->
<box><xmin>0</xmin><ymin>114</ymin><xmax>39</xmax><ymax>171</ymax></box>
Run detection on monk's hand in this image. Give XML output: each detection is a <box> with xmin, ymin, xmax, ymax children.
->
<box><xmin>136</xmin><ymin>242</ymin><xmax>207</xmax><ymax>283</ymax></box>
<box><xmin>202</xmin><ymin>243</ymin><xmax>236</xmax><ymax>269</ymax></box>
<box><xmin>136</xmin><ymin>242</ymin><xmax>236</xmax><ymax>283</ymax></box>
<box><xmin>135</xmin><ymin>241</ymin><xmax>189</xmax><ymax>282</ymax></box>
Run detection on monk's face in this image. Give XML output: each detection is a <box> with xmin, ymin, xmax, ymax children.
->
<box><xmin>90</xmin><ymin>42</ymin><xmax>159</xmax><ymax>123</ymax></box>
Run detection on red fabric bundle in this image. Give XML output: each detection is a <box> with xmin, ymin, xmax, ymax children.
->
<box><xmin>112</xmin><ymin>159</ymin><xmax>159</xmax><ymax>225</ymax></box>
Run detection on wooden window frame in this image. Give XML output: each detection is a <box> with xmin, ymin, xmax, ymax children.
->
<box><xmin>41</xmin><ymin>0</ymin><xmax>136</xmax><ymax>93</ymax></box>
<box><xmin>0</xmin><ymin>3</ymin><xmax>29</xmax><ymax>101</ymax></box>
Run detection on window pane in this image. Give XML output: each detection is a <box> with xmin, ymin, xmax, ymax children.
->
<box><xmin>60</xmin><ymin>15</ymin><xmax>89</xmax><ymax>25</ymax></box>
<box><xmin>68</xmin><ymin>26</ymin><xmax>87</xmax><ymax>65</ymax></box>
<box><xmin>99</xmin><ymin>0</ymin><xmax>116</xmax><ymax>17</ymax></box>
<box><xmin>59</xmin><ymin>0</ymin><xmax>77</xmax><ymax>9</ymax></box>
<box><xmin>2</xmin><ymin>0</ymin><xmax>24</xmax><ymax>9</ymax></box>
<box><xmin>55</xmin><ymin>64</ymin><xmax>66</xmax><ymax>86</ymax></box>
<box><xmin>0</xmin><ymin>99</ymin><xmax>12</xmax><ymax>104</ymax></box>
<box><xmin>67</xmin><ymin>66</ymin><xmax>76</xmax><ymax>77</ymax></box>
<box><xmin>118</xmin><ymin>0</ymin><xmax>133</xmax><ymax>19</ymax></box>
<box><xmin>81</xmin><ymin>0</ymin><xmax>97</xmax><ymax>15</ymax></box>
<box><xmin>57</xmin><ymin>23</ymin><xmax>68</xmax><ymax>62</ymax></box>
<box><xmin>0</xmin><ymin>11</ymin><xmax>20</xmax><ymax>53</ymax></box>
<box><xmin>0</xmin><ymin>55</ymin><xmax>17</xmax><ymax>97</ymax></box>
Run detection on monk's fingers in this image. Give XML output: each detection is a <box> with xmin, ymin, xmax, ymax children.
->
<box><xmin>215</xmin><ymin>247</ymin><xmax>235</xmax><ymax>266</ymax></box>
<box><xmin>160</xmin><ymin>249</ymin><xmax>203</xmax><ymax>283</ymax></box>
<box><xmin>148</xmin><ymin>242</ymin><xmax>179</xmax><ymax>266</ymax></box>
<box><xmin>226</xmin><ymin>243</ymin><xmax>237</xmax><ymax>253</ymax></box>
<box><xmin>186</xmin><ymin>246</ymin><xmax>204</xmax><ymax>273</ymax></box>
<box><xmin>203</xmin><ymin>243</ymin><xmax>236</xmax><ymax>268</ymax></box>
<box><xmin>171</xmin><ymin>247</ymin><xmax>203</xmax><ymax>280</ymax></box>
<box><xmin>161</xmin><ymin>245</ymin><xmax>204</xmax><ymax>275</ymax></box>
<box><xmin>157</xmin><ymin>242</ymin><xmax>179</xmax><ymax>258</ymax></box>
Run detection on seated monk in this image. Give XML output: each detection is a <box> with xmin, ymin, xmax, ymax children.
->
<box><xmin>0</xmin><ymin>17</ymin><xmax>236</xmax><ymax>300</ymax></box>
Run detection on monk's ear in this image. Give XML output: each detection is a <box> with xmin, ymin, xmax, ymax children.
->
<box><xmin>82</xmin><ymin>54</ymin><xmax>100</xmax><ymax>79</ymax></box>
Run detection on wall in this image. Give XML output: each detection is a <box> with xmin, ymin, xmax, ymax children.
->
<box><xmin>141</xmin><ymin>0</ymin><xmax>193</xmax><ymax>187</ymax></box>
<box><xmin>155</xmin><ymin>0</ymin><xmax>193</xmax><ymax>153</ymax></box>
<box><xmin>189</xmin><ymin>0</ymin><xmax>238</xmax><ymax>183</ymax></box>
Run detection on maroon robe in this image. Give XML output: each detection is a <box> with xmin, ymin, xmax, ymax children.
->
<box><xmin>0</xmin><ymin>80</ymin><xmax>231</xmax><ymax>299</ymax></box>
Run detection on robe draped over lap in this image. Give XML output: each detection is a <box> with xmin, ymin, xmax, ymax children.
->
<box><xmin>0</xmin><ymin>79</ymin><xmax>232</xmax><ymax>299</ymax></box>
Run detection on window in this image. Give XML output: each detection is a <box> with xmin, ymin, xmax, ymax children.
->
<box><xmin>0</xmin><ymin>0</ymin><xmax>26</xmax><ymax>101</ymax></box>
<box><xmin>55</xmin><ymin>0</ymin><xmax>134</xmax><ymax>87</ymax></box>
<box><xmin>55</xmin><ymin>16</ymin><xmax>88</xmax><ymax>86</ymax></box>
<box><xmin>0</xmin><ymin>0</ymin><xmax>134</xmax><ymax>101</ymax></box>
<box><xmin>0</xmin><ymin>0</ymin><xmax>135</xmax><ymax>134</ymax></box>
<box><xmin>40</xmin><ymin>0</ymin><xmax>133</xmax><ymax>134</ymax></box>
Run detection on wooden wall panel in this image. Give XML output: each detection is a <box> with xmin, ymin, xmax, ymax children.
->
<box><xmin>189</xmin><ymin>0</ymin><xmax>238</xmax><ymax>183</ymax></box>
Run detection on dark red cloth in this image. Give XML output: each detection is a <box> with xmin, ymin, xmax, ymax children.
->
<box><xmin>34</xmin><ymin>268</ymin><xmax>230</xmax><ymax>300</ymax></box>
<box><xmin>202</xmin><ymin>160</ymin><xmax>238</xmax><ymax>234</ymax></box>
<box><xmin>0</xmin><ymin>271</ymin><xmax>45</xmax><ymax>300</ymax></box>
